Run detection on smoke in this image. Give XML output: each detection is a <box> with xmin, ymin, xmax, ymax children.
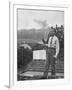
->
<box><xmin>34</xmin><ymin>19</ymin><xmax>48</xmax><ymax>29</ymax></box>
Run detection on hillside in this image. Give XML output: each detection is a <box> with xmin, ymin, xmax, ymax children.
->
<box><xmin>17</xmin><ymin>28</ymin><xmax>52</xmax><ymax>41</ymax></box>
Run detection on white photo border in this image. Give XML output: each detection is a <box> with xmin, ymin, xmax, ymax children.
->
<box><xmin>9</xmin><ymin>2</ymin><xmax>70</xmax><ymax>88</ymax></box>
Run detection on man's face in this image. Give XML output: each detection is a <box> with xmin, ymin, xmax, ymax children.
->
<box><xmin>50</xmin><ymin>32</ymin><xmax>55</xmax><ymax>37</ymax></box>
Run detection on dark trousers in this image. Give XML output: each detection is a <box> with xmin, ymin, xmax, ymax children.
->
<box><xmin>49</xmin><ymin>56</ymin><xmax>56</xmax><ymax>75</ymax></box>
<box><xmin>44</xmin><ymin>48</ymin><xmax>56</xmax><ymax>78</ymax></box>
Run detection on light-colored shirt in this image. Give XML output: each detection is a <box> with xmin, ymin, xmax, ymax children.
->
<box><xmin>45</xmin><ymin>35</ymin><xmax>59</xmax><ymax>58</ymax></box>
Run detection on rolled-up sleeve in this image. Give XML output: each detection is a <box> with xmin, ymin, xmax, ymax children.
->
<box><xmin>55</xmin><ymin>37</ymin><xmax>59</xmax><ymax>57</ymax></box>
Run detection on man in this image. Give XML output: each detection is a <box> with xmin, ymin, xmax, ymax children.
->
<box><xmin>44</xmin><ymin>31</ymin><xmax>59</xmax><ymax>78</ymax></box>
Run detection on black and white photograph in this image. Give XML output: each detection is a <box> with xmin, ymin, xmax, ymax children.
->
<box><xmin>17</xmin><ymin>8</ymin><xmax>64</xmax><ymax>81</ymax></box>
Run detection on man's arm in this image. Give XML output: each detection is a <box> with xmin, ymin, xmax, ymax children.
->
<box><xmin>43</xmin><ymin>37</ymin><xmax>51</xmax><ymax>47</ymax></box>
<box><xmin>54</xmin><ymin>37</ymin><xmax>59</xmax><ymax>58</ymax></box>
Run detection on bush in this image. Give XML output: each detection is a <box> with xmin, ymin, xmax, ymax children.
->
<box><xmin>17</xmin><ymin>47</ymin><xmax>32</xmax><ymax>68</ymax></box>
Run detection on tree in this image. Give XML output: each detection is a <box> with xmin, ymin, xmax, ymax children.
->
<box><xmin>51</xmin><ymin>26</ymin><xmax>54</xmax><ymax>29</ymax></box>
<box><xmin>56</xmin><ymin>24</ymin><xmax>58</xmax><ymax>29</ymax></box>
<box><xmin>60</xmin><ymin>25</ymin><xmax>64</xmax><ymax>29</ymax></box>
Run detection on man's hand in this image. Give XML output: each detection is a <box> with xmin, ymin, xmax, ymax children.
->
<box><xmin>53</xmin><ymin>55</ymin><xmax>57</xmax><ymax>58</ymax></box>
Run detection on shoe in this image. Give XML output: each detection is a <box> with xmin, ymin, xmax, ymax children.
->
<box><xmin>51</xmin><ymin>75</ymin><xmax>56</xmax><ymax>79</ymax></box>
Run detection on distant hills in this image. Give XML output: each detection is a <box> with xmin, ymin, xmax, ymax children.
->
<box><xmin>17</xmin><ymin>28</ymin><xmax>52</xmax><ymax>42</ymax></box>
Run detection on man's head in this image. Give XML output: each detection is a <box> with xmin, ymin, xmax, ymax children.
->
<box><xmin>49</xmin><ymin>31</ymin><xmax>56</xmax><ymax>37</ymax></box>
<box><xmin>24</xmin><ymin>41</ymin><xmax>26</xmax><ymax>44</ymax></box>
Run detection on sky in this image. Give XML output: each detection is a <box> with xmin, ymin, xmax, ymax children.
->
<box><xmin>17</xmin><ymin>9</ymin><xmax>64</xmax><ymax>30</ymax></box>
